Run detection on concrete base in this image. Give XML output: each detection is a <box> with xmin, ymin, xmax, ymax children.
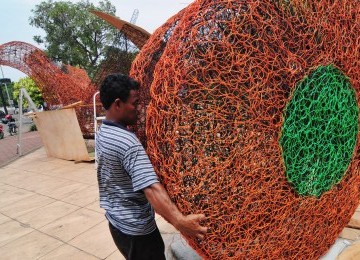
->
<box><xmin>320</xmin><ymin>238</ymin><xmax>352</xmax><ymax>260</ymax></box>
<box><xmin>171</xmin><ymin>238</ymin><xmax>202</xmax><ymax>260</ymax></box>
<box><xmin>170</xmin><ymin>237</ymin><xmax>353</xmax><ymax>260</ymax></box>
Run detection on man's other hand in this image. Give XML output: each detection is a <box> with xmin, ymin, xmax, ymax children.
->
<box><xmin>175</xmin><ymin>214</ymin><xmax>208</xmax><ymax>240</ymax></box>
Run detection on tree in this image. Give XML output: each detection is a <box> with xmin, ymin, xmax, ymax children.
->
<box><xmin>29</xmin><ymin>0</ymin><xmax>121</xmax><ymax>78</ymax></box>
<box><xmin>93</xmin><ymin>47</ymin><xmax>139</xmax><ymax>86</ymax></box>
<box><xmin>13</xmin><ymin>77</ymin><xmax>44</xmax><ymax>108</ymax></box>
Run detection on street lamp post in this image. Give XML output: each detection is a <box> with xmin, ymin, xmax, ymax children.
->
<box><xmin>0</xmin><ymin>66</ymin><xmax>14</xmax><ymax>114</ymax></box>
<box><xmin>3</xmin><ymin>82</ymin><xmax>12</xmax><ymax>107</ymax></box>
<box><xmin>0</xmin><ymin>83</ymin><xmax>8</xmax><ymax>115</ymax></box>
<box><xmin>0</xmin><ymin>78</ymin><xmax>12</xmax><ymax>114</ymax></box>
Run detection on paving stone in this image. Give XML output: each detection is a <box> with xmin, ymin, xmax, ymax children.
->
<box><xmin>38</xmin><ymin>244</ymin><xmax>99</xmax><ymax>260</ymax></box>
<box><xmin>0</xmin><ymin>220</ymin><xmax>34</xmax><ymax>247</ymax></box>
<box><xmin>68</xmin><ymin>221</ymin><xmax>117</xmax><ymax>259</ymax></box>
<box><xmin>0</xmin><ymin>230</ymin><xmax>63</xmax><ymax>259</ymax></box>
<box><xmin>40</xmin><ymin>208</ymin><xmax>104</xmax><ymax>242</ymax></box>
<box><xmin>16</xmin><ymin>201</ymin><xmax>80</xmax><ymax>229</ymax></box>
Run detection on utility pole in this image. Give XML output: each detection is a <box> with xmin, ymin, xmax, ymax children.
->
<box><xmin>125</xmin><ymin>9</ymin><xmax>139</xmax><ymax>51</ymax></box>
<box><xmin>130</xmin><ymin>9</ymin><xmax>139</xmax><ymax>24</ymax></box>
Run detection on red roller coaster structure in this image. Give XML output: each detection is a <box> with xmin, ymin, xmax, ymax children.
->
<box><xmin>0</xmin><ymin>41</ymin><xmax>98</xmax><ymax>136</ymax></box>
<box><xmin>0</xmin><ymin>41</ymin><xmax>96</xmax><ymax>106</ymax></box>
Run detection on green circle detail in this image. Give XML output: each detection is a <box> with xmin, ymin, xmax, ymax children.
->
<box><xmin>280</xmin><ymin>65</ymin><xmax>359</xmax><ymax>197</ymax></box>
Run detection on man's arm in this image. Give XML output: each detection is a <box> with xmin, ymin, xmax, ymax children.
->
<box><xmin>143</xmin><ymin>183</ymin><xmax>207</xmax><ymax>240</ymax></box>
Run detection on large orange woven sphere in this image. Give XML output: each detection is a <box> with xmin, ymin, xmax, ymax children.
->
<box><xmin>130</xmin><ymin>0</ymin><xmax>360</xmax><ymax>258</ymax></box>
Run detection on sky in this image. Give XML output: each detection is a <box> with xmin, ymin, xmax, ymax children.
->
<box><xmin>0</xmin><ymin>0</ymin><xmax>190</xmax><ymax>82</ymax></box>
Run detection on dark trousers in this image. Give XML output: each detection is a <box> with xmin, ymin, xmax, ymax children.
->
<box><xmin>109</xmin><ymin>222</ymin><xmax>166</xmax><ymax>260</ymax></box>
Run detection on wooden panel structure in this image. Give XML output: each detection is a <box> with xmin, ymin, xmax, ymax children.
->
<box><xmin>33</xmin><ymin>108</ymin><xmax>92</xmax><ymax>161</ymax></box>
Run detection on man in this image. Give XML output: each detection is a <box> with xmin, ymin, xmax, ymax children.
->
<box><xmin>96</xmin><ymin>74</ymin><xmax>207</xmax><ymax>260</ymax></box>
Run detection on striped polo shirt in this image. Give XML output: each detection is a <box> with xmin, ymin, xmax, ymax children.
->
<box><xmin>96</xmin><ymin>120</ymin><xmax>159</xmax><ymax>235</ymax></box>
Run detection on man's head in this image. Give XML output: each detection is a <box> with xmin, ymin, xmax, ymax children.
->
<box><xmin>100</xmin><ymin>74</ymin><xmax>140</xmax><ymax>126</ymax></box>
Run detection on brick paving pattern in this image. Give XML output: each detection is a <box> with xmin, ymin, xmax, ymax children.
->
<box><xmin>0</xmin><ymin>131</ymin><xmax>43</xmax><ymax>167</ymax></box>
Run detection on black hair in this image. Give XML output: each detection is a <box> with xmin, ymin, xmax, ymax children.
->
<box><xmin>100</xmin><ymin>74</ymin><xmax>140</xmax><ymax>110</ymax></box>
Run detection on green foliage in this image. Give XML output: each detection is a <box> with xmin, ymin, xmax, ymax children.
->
<box><xmin>13</xmin><ymin>77</ymin><xmax>44</xmax><ymax>108</ymax></box>
<box><xmin>30</xmin><ymin>124</ymin><xmax>37</xmax><ymax>132</ymax></box>
<box><xmin>94</xmin><ymin>47</ymin><xmax>139</xmax><ymax>84</ymax></box>
<box><xmin>29</xmin><ymin>0</ymin><xmax>121</xmax><ymax>78</ymax></box>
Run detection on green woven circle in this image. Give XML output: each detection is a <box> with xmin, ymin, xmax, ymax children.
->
<box><xmin>280</xmin><ymin>65</ymin><xmax>359</xmax><ymax>197</ymax></box>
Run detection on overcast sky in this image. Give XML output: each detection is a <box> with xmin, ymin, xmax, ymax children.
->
<box><xmin>0</xmin><ymin>0</ymin><xmax>189</xmax><ymax>81</ymax></box>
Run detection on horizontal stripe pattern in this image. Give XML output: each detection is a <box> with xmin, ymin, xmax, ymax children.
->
<box><xmin>96</xmin><ymin>120</ymin><xmax>159</xmax><ymax>235</ymax></box>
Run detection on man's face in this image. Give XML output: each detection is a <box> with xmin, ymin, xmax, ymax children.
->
<box><xmin>117</xmin><ymin>90</ymin><xmax>139</xmax><ymax>126</ymax></box>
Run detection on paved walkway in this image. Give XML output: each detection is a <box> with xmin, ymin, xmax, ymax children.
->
<box><xmin>0</xmin><ymin>147</ymin><xmax>353</xmax><ymax>259</ymax></box>
<box><xmin>0</xmin><ymin>148</ymin><xmax>183</xmax><ymax>259</ymax></box>
<box><xmin>0</xmin><ymin>131</ymin><xmax>43</xmax><ymax>167</ymax></box>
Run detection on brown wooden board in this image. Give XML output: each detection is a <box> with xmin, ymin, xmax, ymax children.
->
<box><xmin>33</xmin><ymin>108</ymin><xmax>92</xmax><ymax>161</ymax></box>
<box><xmin>338</xmin><ymin>241</ymin><xmax>360</xmax><ymax>260</ymax></box>
<box><xmin>340</xmin><ymin>227</ymin><xmax>360</xmax><ymax>241</ymax></box>
<box><xmin>90</xmin><ymin>10</ymin><xmax>151</xmax><ymax>49</ymax></box>
<box><xmin>348</xmin><ymin>212</ymin><xmax>360</xmax><ymax>229</ymax></box>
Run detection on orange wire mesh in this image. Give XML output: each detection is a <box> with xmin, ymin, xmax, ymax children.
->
<box><xmin>130</xmin><ymin>0</ymin><xmax>360</xmax><ymax>258</ymax></box>
<box><xmin>130</xmin><ymin>8</ymin><xmax>185</xmax><ymax>146</ymax></box>
<box><xmin>0</xmin><ymin>41</ymin><xmax>97</xmax><ymax>136</ymax></box>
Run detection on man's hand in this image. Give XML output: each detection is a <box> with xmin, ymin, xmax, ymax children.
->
<box><xmin>144</xmin><ymin>183</ymin><xmax>208</xmax><ymax>240</ymax></box>
<box><xmin>175</xmin><ymin>214</ymin><xmax>207</xmax><ymax>240</ymax></box>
